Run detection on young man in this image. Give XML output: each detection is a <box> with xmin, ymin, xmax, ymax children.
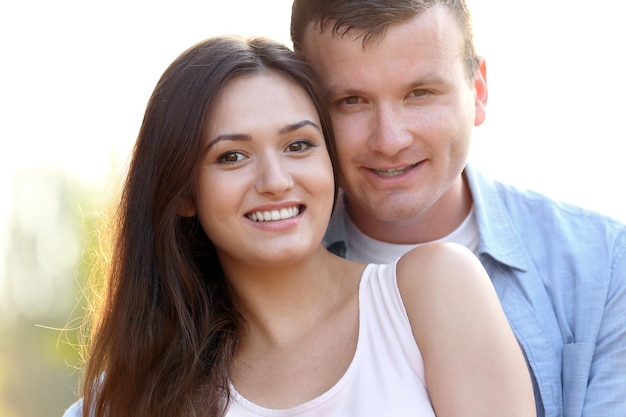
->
<box><xmin>290</xmin><ymin>1</ymin><xmax>626</xmax><ymax>416</ymax></box>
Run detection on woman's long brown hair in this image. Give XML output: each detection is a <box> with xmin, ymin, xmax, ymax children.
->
<box><xmin>79</xmin><ymin>35</ymin><xmax>336</xmax><ymax>417</ymax></box>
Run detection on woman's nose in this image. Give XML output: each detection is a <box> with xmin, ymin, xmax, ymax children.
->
<box><xmin>254</xmin><ymin>153</ymin><xmax>294</xmax><ymax>195</ymax></box>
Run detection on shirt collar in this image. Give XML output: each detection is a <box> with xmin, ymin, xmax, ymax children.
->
<box><xmin>464</xmin><ymin>163</ymin><xmax>532</xmax><ymax>272</ymax></box>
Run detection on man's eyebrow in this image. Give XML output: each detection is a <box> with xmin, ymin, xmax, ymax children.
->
<box><xmin>325</xmin><ymin>84</ymin><xmax>363</xmax><ymax>98</ymax></box>
<box><xmin>404</xmin><ymin>73</ymin><xmax>448</xmax><ymax>88</ymax></box>
<box><xmin>326</xmin><ymin>73</ymin><xmax>447</xmax><ymax>97</ymax></box>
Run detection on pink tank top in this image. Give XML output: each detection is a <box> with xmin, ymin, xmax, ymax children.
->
<box><xmin>227</xmin><ymin>261</ymin><xmax>436</xmax><ymax>416</ymax></box>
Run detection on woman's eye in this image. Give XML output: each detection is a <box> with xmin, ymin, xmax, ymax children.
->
<box><xmin>219</xmin><ymin>151</ymin><xmax>245</xmax><ymax>163</ymax></box>
<box><xmin>286</xmin><ymin>140</ymin><xmax>314</xmax><ymax>153</ymax></box>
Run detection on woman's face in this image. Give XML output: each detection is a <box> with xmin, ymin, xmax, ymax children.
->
<box><xmin>191</xmin><ymin>71</ymin><xmax>334</xmax><ymax>269</ymax></box>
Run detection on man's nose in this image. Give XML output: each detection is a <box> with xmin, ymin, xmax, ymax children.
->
<box><xmin>369</xmin><ymin>104</ymin><xmax>413</xmax><ymax>156</ymax></box>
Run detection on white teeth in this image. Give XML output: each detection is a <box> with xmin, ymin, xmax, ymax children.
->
<box><xmin>247</xmin><ymin>206</ymin><xmax>300</xmax><ymax>222</ymax></box>
<box><xmin>373</xmin><ymin>167</ymin><xmax>406</xmax><ymax>177</ymax></box>
<box><xmin>372</xmin><ymin>163</ymin><xmax>417</xmax><ymax>177</ymax></box>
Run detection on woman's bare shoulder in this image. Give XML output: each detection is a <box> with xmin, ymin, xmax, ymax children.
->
<box><xmin>396</xmin><ymin>242</ymin><xmax>488</xmax><ymax>293</ymax></box>
<box><xmin>395</xmin><ymin>242</ymin><xmax>499</xmax><ymax>340</ymax></box>
<box><xmin>395</xmin><ymin>243</ymin><xmax>536</xmax><ymax>416</ymax></box>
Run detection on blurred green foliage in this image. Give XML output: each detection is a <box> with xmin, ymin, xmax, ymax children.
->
<box><xmin>0</xmin><ymin>168</ymin><xmax>109</xmax><ymax>417</ymax></box>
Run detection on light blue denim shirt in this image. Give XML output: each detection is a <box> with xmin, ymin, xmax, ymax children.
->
<box><xmin>324</xmin><ymin>163</ymin><xmax>626</xmax><ymax>417</ymax></box>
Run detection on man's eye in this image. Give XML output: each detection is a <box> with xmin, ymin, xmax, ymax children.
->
<box><xmin>343</xmin><ymin>96</ymin><xmax>360</xmax><ymax>105</ymax></box>
<box><xmin>219</xmin><ymin>151</ymin><xmax>244</xmax><ymax>163</ymax></box>
<box><xmin>410</xmin><ymin>89</ymin><xmax>430</xmax><ymax>98</ymax></box>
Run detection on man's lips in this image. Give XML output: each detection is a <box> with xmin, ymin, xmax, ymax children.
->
<box><xmin>246</xmin><ymin>205</ymin><xmax>302</xmax><ymax>222</ymax></box>
<box><xmin>371</xmin><ymin>162</ymin><xmax>420</xmax><ymax>177</ymax></box>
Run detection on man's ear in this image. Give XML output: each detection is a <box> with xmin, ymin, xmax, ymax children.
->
<box><xmin>177</xmin><ymin>198</ymin><xmax>196</xmax><ymax>217</ymax></box>
<box><xmin>473</xmin><ymin>57</ymin><xmax>488</xmax><ymax>127</ymax></box>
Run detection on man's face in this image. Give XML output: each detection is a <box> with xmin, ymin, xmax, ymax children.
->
<box><xmin>300</xmin><ymin>5</ymin><xmax>487</xmax><ymax>238</ymax></box>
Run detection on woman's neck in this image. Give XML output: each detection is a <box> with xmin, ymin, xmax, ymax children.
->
<box><xmin>222</xmin><ymin>247</ymin><xmax>359</xmax><ymax>345</ymax></box>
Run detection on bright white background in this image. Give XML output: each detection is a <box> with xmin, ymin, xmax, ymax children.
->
<box><xmin>1</xmin><ymin>3</ymin><xmax>624</xmax><ymax>415</ymax></box>
<box><xmin>1</xmin><ymin>0</ymin><xmax>625</xmax><ymax>264</ymax></box>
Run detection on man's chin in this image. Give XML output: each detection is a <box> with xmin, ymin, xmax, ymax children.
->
<box><xmin>353</xmin><ymin>197</ymin><xmax>427</xmax><ymax>224</ymax></box>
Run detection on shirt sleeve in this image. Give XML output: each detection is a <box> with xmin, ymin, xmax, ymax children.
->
<box><xmin>580</xmin><ymin>229</ymin><xmax>626</xmax><ymax>416</ymax></box>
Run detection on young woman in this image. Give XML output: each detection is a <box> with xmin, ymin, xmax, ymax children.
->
<box><xmin>63</xmin><ymin>35</ymin><xmax>535</xmax><ymax>417</ymax></box>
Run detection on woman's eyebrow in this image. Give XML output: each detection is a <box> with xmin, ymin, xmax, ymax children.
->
<box><xmin>279</xmin><ymin>119</ymin><xmax>321</xmax><ymax>134</ymax></box>
<box><xmin>206</xmin><ymin>120</ymin><xmax>321</xmax><ymax>151</ymax></box>
<box><xmin>206</xmin><ymin>133</ymin><xmax>251</xmax><ymax>151</ymax></box>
